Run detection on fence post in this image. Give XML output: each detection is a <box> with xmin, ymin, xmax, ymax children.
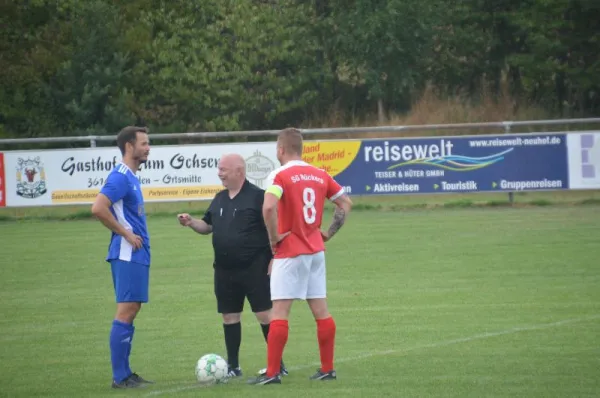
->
<box><xmin>90</xmin><ymin>136</ymin><xmax>97</xmax><ymax>148</ymax></box>
<box><xmin>503</xmin><ymin>122</ymin><xmax>514</xmax><ymax>204</ymax></box>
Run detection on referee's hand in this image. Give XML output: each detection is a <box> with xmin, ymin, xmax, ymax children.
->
<box><xmin>177</xmin><ymin>213</ymin><xmax>193</xmax><ymax>227</ymax></box>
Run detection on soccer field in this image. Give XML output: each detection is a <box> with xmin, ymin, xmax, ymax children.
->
<box><xmin>1</xmin><ymin>206</ymin><xmax>599</xmax><ymax>397</ymax></box>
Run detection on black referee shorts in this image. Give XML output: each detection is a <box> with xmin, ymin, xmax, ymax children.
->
<box><xmin>213</xmin><ymin>250</ymin><xmax>272</xmax><ymax>314</ymax></box>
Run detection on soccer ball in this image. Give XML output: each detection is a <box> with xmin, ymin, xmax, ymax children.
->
<box><xmin>195</xmin><ymin>353</ymin><xmax>229</xmax><ymax>385</ymax></box>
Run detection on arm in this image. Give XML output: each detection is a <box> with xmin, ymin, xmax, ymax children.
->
<box><xmin>263</xmin><ymin>173</ymin><xmax>290</xmax><ymax>253</ymax></box>
<box><xmin>91</xmin><ymin>193</ymin><xmax>134</xmax><ymax>238</ymax></box>
<box><xmin>91</xmin><ymin>190</ymin><xmax>142</xmax><ymax>249</ymax></box>
<box><xmin>178</xmin><ymin>213</ymin><xmax>212</xmax><ymax>235</ymax></box>
<box><xmin>322</xmin><ymin>175</ymin><xmax>352</xmax><ymax>242</ymax></box>
<box><xmin>92</xmin><ymin>172</ymin><xmax>141</xmax><ymax>248</ymax></box>
<box><xmin>178</xmin><ymin>197</ymin><xmax>216</xmax><ymax>234</ymax></box>
<box><xmin>263</xmin><ymin>190</ymin><xmax>280</xmax><ymax>247</ymax></box>
<box><xmin>324</xmin><ymin>194</ymin><xmax>352</xmax><ymax>241</ymax></box>
<box><xmin>189</xmin><ymin>218</ymin><xmax>212</xmax><ymax>235</ymax></box>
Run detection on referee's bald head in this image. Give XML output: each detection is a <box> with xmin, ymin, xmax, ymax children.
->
<box><xmin>218</xmin><ymin>153</ymin><xmax>247</xmax><ymax>191</ymax></box>
<box><xmin>220</xmin><ymin>153</ymin><xmax>246</xmax><ymax>175</ymax></box>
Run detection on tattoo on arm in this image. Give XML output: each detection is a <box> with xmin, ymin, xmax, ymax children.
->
<box><xmin>327</xmin><ymin>207</ymin><xmax>346</xmax><ymax>238</ymax></box>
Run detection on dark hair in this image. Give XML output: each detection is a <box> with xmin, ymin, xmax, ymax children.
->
<box><xmin>116</xmin><ymin>126</ymin><xmax>149</xmax><ymax>155</ymax></box>
<box><xmin>278</xmin><ymin>127</ymin><xmax>303</xmax><ymax>155</ymax></box>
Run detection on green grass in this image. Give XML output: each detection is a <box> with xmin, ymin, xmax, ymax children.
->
<box><xmin>1</xmin><ymin>206</ymin><xmax>599</xmax><ymax>397</ymax></box>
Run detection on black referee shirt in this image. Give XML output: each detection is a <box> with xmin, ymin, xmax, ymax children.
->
<box><xmin>202</xmin><ymin>179</ymin><xmax>271</xmax><ymax>269</ymax></box>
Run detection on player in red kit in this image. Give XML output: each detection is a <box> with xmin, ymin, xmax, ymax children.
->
<box><xmin>248</xmin><ymin>128</ymin><xmax>353</xmax><ymax>385</ymax></box>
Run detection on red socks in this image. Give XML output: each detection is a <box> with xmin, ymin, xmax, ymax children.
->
<box><xmin>266</xmin><ymin>319</ymin><xmax>288</xmax><ymax>377</ymax></box>
<box><xmin>316</xmin><ymin>316</ymin><xmax>336</xmax><ymax>372</ymax></box>
<box><xmin>266</xmin><ymin>317</ymin><xmax>336</xmax><ymax>377</ymax></box>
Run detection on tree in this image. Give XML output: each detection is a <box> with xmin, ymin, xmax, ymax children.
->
<box><xmin>331</xmin><ymin>0</ymin><xmax>439</xmax><ymax>122</ymax></box>
<box><xmin>509</xmin><ymin>0</ymin><xmax>600</xmax><ymax>115</ymax></box>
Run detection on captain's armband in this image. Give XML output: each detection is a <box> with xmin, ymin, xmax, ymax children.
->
<box><xmin>265</xmin><ymin>185</ymin><xmax>283</xmax><ymax>199</ymax></box>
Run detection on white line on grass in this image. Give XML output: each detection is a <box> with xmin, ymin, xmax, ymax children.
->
<box><xmin>144</xmin><ymin>315</ymin><xmax>600</xmax><ymax>397</ymax></box>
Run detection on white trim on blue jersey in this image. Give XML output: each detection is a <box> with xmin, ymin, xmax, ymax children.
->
<box><xmin>112</xmin><ymin>199</ymin><xmax>134</xmax><ymax>262</ymax></box>
<box><xmin>100</xmin><ymin>162</ymin><xmax>150</xmax><ymax>266</ymax></box>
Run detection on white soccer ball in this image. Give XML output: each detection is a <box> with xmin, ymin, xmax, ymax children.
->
<box><xmin>195</xmin><ymin>353</ymin><xmax>229</xmax><ymax>385</ymax></box>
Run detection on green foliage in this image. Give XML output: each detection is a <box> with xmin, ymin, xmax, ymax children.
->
<box><xmin>508</xmin><ymin>0</ymin><xmax>600</xmax><ymax>114</ymax></box>
<box><xmin>112</xmin><ymin>0</ymin><xmax>327</xmax><ymax>132</ymax></box>
<box><xmin>332</xmin><ymin>0</ymin><xmax>438</xmax><ymax>109</ymax></box>
<box><xmin>0</xmin><ymin>0</ymin><xmax>598</xmax><ymax>139</ymax></box>
<box><xmin>52</xmin><ymin>0</ymin><xmax>137</xmax><ymax>135</ymax></box>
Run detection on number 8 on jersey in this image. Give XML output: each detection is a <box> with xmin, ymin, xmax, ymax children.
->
<box><xmin>302</xmin><ymin>187</ymin><xmax>317</xmax><ymax>225</ymax></box>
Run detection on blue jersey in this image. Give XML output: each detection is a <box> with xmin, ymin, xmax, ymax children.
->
<box><xmin>99</xmin><ymin>163</ymin><xmax>151</xmax><ymax>266</ymax></box>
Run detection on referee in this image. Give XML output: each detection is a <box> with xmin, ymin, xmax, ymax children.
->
<box><xmin>177</xmin><ymin>153</ymin><xmax>288</xmax><ymax>378</ymax></box>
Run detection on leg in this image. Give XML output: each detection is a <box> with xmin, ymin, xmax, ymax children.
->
<box><xmin>266</xmin><ymin>299</ymin><xmax>293</xmax><ymax>377</ymax></box>
<box><xmin>307</xmin><ymin>298</ymin><xmax>336</xmax><ymax>379</ymax></box>
<box><xmin>214</xmin><ymin>267</ymin><xmax>245</xmax><ymax>376</ymax></box>
<box><xmin>254</xmin><ymin>309</ymin><xmax>271</xmax><ymax>325</ymax></box>
<box><xmin>110</xmin><ymin>260</ymin><xmax>151</xmax><ymax>388</ymax></box>
<box><xmin>253</xmin><ymin>308</ymin><xmax>288</xmax><ymax>376</ymax></box>
<box><xmin>112</xmin><ymin>302</ymin><xmax>140</xmax><ymax>383</ymax></box>
<box><xmin>222</xmin><ymin>313</ymin><xmax>242</xmax><ymax>376</ymax></box>
<box><xmin>249</xmin><ymin>256</ymin><xmax>310</xmax><ymax>385</ymax></box>
<box><xmin>247</xmin><ymin>256</ymin><xmax>288</xmax><ymax>376</ymax></box>
<box><xmin>115</xmin><ymin>301</ymin><xmax>139</xmax><ymax>377</ymax></box>
<box><xmin>254</xmin><ymin>310</ymin><xmax>272</xmax><ymax>341</ymax></box>
<box><xmin>306</xmin><ymin>252</ymin><xmax>337</xmax><ymax>380</ymax></box>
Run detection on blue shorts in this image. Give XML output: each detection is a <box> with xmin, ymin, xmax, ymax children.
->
<box><xmin>110</xmin><ymin>260</ymin><xmax>150</xmax><ymax>303</ymax></box>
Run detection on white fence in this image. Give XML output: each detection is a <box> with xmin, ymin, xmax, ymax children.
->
<box><xmin>1</xmin><ymin>118</ymin><xmax>599</xmax><ymax>148</ymax></box>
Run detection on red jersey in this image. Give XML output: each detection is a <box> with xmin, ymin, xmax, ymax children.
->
<box><xmin>267</xmin><ymin>160</ymin><xmax>345</xmax><ymax>259</ymax></box>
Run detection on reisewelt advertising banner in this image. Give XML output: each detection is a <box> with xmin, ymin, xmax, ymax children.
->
<box><xmin>303</xmin><ymin>133</ymin><xmax>569</xmax><ymax>195</ymax></box>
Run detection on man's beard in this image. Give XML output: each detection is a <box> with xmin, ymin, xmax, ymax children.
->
<box><xmin>134</xmin><ymin>155</ymin><xmax>147</xmax><ymax>170</ymax></box>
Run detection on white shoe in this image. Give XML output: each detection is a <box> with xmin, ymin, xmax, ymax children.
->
<box><xmin>257</xmin><ymin>365</ymin><xmax>288</xmax><ymax>376</ymax></box>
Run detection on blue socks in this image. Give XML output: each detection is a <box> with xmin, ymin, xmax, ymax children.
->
<box><xmin>110</xmin><ymin>320</ymin><xmax>135</xmax><ymax>383</ymax></box>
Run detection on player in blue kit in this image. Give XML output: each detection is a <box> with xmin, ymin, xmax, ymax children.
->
<box><xmin>91</xmin><ymin>126</ymin><xmax>153</xmax><ymax>389</ymax></box>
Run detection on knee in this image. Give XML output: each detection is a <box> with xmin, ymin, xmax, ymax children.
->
<box><xmin>115</xmin><ymin>302</ymin><xmax>141</xmax><ymax>323</ymax></box>
<box><xmin>308</xmin><ymin>298</ymin><xmax>330</xmax><ymax>320</ymax></box>
<box><xmin>254</xmin><ymin>310</ymin><xmax>271</xmax><ymax>324</ymax></box>
<box><xmin>222</xmin><ymin>313</ymin><xmax>241</xmax><ymax>324</ymax></box>
<box><xmin>271</xmin><ymin>300</ymin><xmax>293</xmax><ymax>320</ymax></box>
<box><xmin>313</xmin><ymin>309</ymin><xmax>330</xmax><ymax>320</ymax></box>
